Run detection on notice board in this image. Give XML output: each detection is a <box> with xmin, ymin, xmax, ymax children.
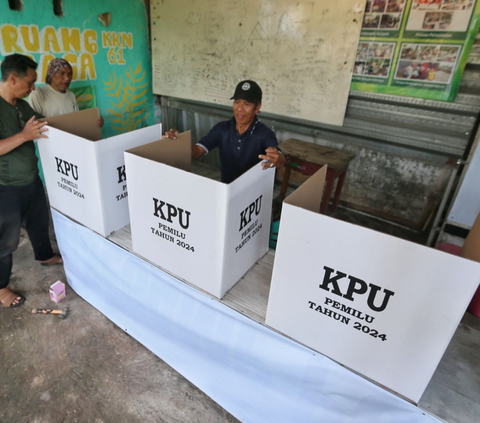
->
<box><xmin>150</xmin><ymin>0</ymin><xmax>366</xmax><ymax>126</ymax></box>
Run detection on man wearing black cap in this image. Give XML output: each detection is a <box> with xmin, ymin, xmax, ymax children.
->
<box><xmin>164</xmin><ymin>80</ymin><xmax>285</xmax><ymax>183</ymax></box>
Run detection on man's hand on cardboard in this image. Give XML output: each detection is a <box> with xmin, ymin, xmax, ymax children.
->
<box><xmin>259</xmin><ymin>147</ymin><xmax>285</xmax><ymax>170</ymax></box>
<box><xmin>163</xmin><ymin>128</ymin><xmax>179</xmax><ymax>140</ymax></box>
<box><xmin>98</xmin><ymin>116</ymin><xmax>104</xmax><ymax>128</ymax></box>
<box><xmin>23</xmin><ymin>116</ymin><xmax>48</xmax><ymax>141</ymax></box>
<box><xmin>162</xmin><ymin>128</ymin><xmax>204</xmax><ymax>160</ymax></box>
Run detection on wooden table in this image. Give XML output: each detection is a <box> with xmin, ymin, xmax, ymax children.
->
<box><xmin>278</xmin><ymin>139</ymin><xmax>356</xmax><ymax>215</ymax></box>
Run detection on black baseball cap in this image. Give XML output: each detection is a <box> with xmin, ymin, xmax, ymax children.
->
<box><xmin>230</xmin><ymin>80</ymin><xmax>262</xmax><ymax>103</ymax></box>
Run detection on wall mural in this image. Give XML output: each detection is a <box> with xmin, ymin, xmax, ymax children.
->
<box><xmin>104</xmin><ymin>63</ymin><xmax>150</xmax><ymax>133</ymax></box>
<box><xmin>0</xmin><ymin>0</ymin><xmax>156</xmax><ymax>137</ymax></box>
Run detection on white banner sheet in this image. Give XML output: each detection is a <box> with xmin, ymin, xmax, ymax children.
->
<box><xmin>51</xmin><ymin>209</ymin><xmax>442</xmax><ymax>423</ymax></box>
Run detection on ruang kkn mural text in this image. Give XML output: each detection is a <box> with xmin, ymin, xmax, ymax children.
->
<box><xmin>0</xmin><ymin>24</ymin><xmax>154</xmax><ymax>136</ymax></box>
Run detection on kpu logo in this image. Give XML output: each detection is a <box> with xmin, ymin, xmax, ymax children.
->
<box><xmin>239</xmin><ymin>195</ymin><xmax>262</xmax><ymax>231</ymax></box>
<box><xmin>153</xmin><ymin>198</ymin><xmax>191</xmax><ymax>230</ymax></box>
<box><xmin>320</xmin><ymin>266</ymin><xmax>395</xmax><ymax>313</ymax></box>
<box><xmin>55</xmin><ymin>157</ymin><xmax>79</xmax><ymax>180</ymax></box>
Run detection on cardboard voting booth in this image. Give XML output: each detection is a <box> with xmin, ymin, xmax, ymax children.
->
<box><xmin>125</xmin><ymin>132</ymin><xmax>275</xmax><ymax>299</ymax></box>
<box><xmin>266</xmin><ymin>166</ymin><xmax>480</xmax><ymax>403</ymax></box>
<box><xmin>36</xmin><ymin>108</ymin><xmax>162</xmax><ymax>236</ymax></box>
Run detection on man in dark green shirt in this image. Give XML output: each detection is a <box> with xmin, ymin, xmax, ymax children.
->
<box><xmin>0</xmin><ymin>54</ymin><xmax>63</xmax><ymax>308</ymax></box>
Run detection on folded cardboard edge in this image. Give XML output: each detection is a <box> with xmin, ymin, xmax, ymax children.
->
<box><xmin>461</xmin><ymin>211</ymin><xmax>480</xmax><ymax>262</ymax></box>
<box><xmin>284</xmin><ymin>165</ymin><xmax>327</xmax><ymax>213</ymax></box>
<box><xmin>41</xmin><ymin>107</ymin><xmax>102</xmax><ymax>141</ymax></box>
<box><xmin>125</xmin><ymin>130</ymin><xmax>192</xmax><ymax>172</ymax></box>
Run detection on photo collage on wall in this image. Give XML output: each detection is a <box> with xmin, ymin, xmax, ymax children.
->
<box><xmin>393</xmin><ymin>43</ymin><xmax>460</xmax><ymax>84</ymax></box>
<box><xmin>406</xmin><ymin>0</ymin><xmax>475</xmax><ymax>34</ymax></box>
<box><xmin>354</xmin><ymin>42</ymin><xmax>396</xmax><ymax>84</ymax></box>
<box><xmin>362</xmin><ymin>0</ymin><xmax>408</xmax><ymax>37</ymax></box>
<box><xmin>352</xmin><ymin>0</ymin><xmax>479</xmax><ymax>101</ymax></box>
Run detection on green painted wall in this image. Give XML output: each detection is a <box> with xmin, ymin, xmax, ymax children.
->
<box><xmin>0</xmin><ymin>0</ymin><xmax>156</xmax><ymax>137</ymax></box>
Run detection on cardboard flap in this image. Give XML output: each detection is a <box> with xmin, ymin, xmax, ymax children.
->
<box><xmin>285</xmin><ymin>165</ymin><xmax>327</xmax><ymax>212</ymax></box>
<box><xmin>125</xmin><ymin>130</ymin><xmax>191</xmax><ymax>172</ymax></box>
<box><xmin>43</xmin><ymin>107</ymin><xmax>102</xmax><ymax>141</ymax></box>
<box><xmin>461</xmin><ymin>211</ymin><xmax>480</xmax><ymax>262</ymax></box>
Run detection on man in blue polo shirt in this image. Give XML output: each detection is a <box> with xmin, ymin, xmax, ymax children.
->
<box><xmin>165</xmin><ymin>80</ymin><xmax>285</xmax><ymax>183</ymax></box>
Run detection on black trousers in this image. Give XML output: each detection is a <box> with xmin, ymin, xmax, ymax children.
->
<box><xmin>0</xmin><ymin>177</ymin><xmax>54</xmax><ymax>289</ymax></box>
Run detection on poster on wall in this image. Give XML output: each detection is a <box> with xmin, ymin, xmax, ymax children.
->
<box><xmin>405</xmin><ymin>0</ymin><xmax>476</xmax><ymax>38</ymax></box>
<box><xmin>351</xmin><ymin>0</ymin><xmax>480</xmax><ymax>101</ymax></box>
<box><xmin>71</xmin><ymin>86</ymin><xmax>97</xmax><ymax>110</ymax></box>
<box><xmin>361</xmin><ymin>0</ymin><xmax>408</xmax><ymax>38</ymax></box>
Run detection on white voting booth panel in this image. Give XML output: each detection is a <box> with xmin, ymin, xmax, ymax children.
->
<box><xmin>125</xmin><ymin>133</ymin><xmax>275</xmax><ymax>299</ymax></box>
<box><xmin>36</xmin><ymin>108</ymin><xmax>162</xmax><ymax>236</ymax></box>
<box><xmin>266</xmin><ymin>166</ymin><xmax>480</xmax><ymax>403</ymax></box>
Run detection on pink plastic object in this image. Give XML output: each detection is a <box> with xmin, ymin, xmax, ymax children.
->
<box><xmin>49</xmin><ymin>281</ymin><xmax>66</xmax><ymax>303</ymax></box>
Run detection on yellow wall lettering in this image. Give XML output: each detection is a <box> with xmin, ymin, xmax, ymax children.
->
<box><xmin>102</xmin><ymin>32</ymin><xmax>111</xmax><ymax>48</ymax></box>
<box><xmin>102</xmin><ymin>31</ymin><xmax>133</xmax><ymax>49</ymax></box>
<box><xmin>2</xmin><ymin>25</ymin><xmax>104</xmax><ymax>57</ymax></box>
<box><xmin>0</xmin><ymin>25</ymin><xmax>138</xmax><ymax>87</ymax></box>
<box><xmin>20</xmin><ymin>25</ymin><xmax>40</xmax><ymax>52</ymax></box>
<box><xmin>80</xmin><ymin>53</ymin><xmax>96</xmax><ymax>80</ymax></box>
<box><xmin>117</xmin><ymin>48</ymin><xmax>126</xmax><ymax>65</ymax></box>
<box><xmin>84</xmin><ymin>30</ymin><xmax>98</xmax><ymax>54</ymax></box>
<box><xmin>107</xmin><ymin>47</ymin><xmax>116</xmax><ymax>64</ymax></box>
<box><xmin>43</xmin><ymin>27</ymin><xmax>61</xmax><ymax>53</ymax></box>
<box><xmin>123</xmin><ymin>33</ymin><xmax>133</xmax><ymax>49</ymax></box>
<box><xmin>61</xmin><ymin>28</ymin><xmax>81</xmax><ymax>52</ymax></box>
<box><xmin>1</xmin><ymin>25</ymin><xmax>22</xmax><ymax>54</ymax></box>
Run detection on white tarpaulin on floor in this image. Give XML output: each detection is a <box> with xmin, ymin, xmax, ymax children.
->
<box><xmin>51</xmin><ymin>209</ymin><xmax>441</xmax><ymax>423</ymax></box>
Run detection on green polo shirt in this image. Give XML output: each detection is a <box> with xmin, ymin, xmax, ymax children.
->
<box><xmin>0</xmin><ymin>96</ymin><xmax>42</xmax><ymax>186</ymax></box>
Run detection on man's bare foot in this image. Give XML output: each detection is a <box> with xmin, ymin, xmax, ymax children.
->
<box><xmin>0</xmin><ymin>287</ymin><xmax>26</xmax><ymax>308</ymax></box>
